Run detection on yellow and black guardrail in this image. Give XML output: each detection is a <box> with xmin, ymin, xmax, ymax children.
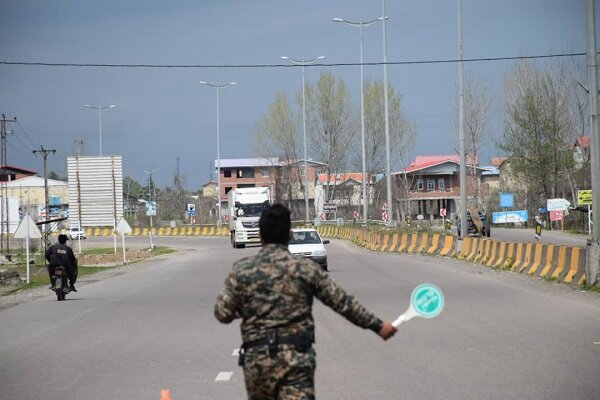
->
<box><xmin>82</xmin><ymin>223</ymin><xmax>588</xmax><ymax>287</ymax></box>
<box><xmin>315</xmin><ymin>226</ymin><xmax>587</xmax><ymax>287</ymax></box>
<box><xmin>85</xmin><ymin>226</ymin><xmax>229</xmax><ymax>237</ymax></box>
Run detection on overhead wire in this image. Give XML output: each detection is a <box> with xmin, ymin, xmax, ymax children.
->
<box><xmin>0</xmin><ymin>52</ymin><xmax>587</xmax><ymax>69</ymax></box>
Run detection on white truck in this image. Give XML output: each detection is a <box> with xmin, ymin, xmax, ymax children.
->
<box><xmin>228</xmin><ymin>187</ymin><xmax>271</xmax><ymax>248</ymax></box>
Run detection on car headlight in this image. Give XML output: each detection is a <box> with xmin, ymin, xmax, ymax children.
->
<box><xmin>312</xmin><ymin>249</ymin><xmax>327</xmax><ymax>257</ymax></box>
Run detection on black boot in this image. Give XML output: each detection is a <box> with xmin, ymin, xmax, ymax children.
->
<box><xmin>69</xmin><ymin>284</ymin><xmax>77</xmax><ymax>292</ymax></box>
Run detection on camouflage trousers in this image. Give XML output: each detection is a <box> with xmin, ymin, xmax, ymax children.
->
<box><xmin>243</xmin><ymin>345</ymin><xmax>316</xmax><ymax>400</ymax></box>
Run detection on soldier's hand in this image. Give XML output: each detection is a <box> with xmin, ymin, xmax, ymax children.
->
<box><xmin>378</xmin><ymin>321</ymin><xmax>397</xmax><ymax>340</ymax></box>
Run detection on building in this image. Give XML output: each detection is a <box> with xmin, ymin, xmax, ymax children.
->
<box><xmin>393</xmin><ymin>155</ymin><xmax>481</xmax><ymax>220</ymax></box>
<box><xmin>5</xmin><ymin>175</ymin><xmax>69</xmax><ymax>220</ymax></box>
<box><xmin>0</xmin><ymin>165</ymin><xmax>37</xmax><ymax>182</ymax></box>
<box><xmin>316</xmin><ymin>173</ymin><xmax>373</xmax><ymax>206</ymax></box>
<box><xmin>211</xmin><ymin>157</ymin><xmax>327</xmax><ymax>213</ymax></box>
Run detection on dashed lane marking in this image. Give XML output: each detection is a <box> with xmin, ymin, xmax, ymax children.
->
<box><xmin>215</xmin><ymin>371</ymin><xmax>233</xmax><ymax>382</ymax></box>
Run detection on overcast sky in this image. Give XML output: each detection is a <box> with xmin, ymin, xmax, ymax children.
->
<box><xmin>0</xmin><ymin>0</ymin><xmax>593</xmax><ymax>190</ymax></box>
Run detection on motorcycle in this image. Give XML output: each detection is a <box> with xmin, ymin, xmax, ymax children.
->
<box><xmin>52</xmin><ymin>266</ymin><xmax>70</xmax><ymax>301</ymax></box>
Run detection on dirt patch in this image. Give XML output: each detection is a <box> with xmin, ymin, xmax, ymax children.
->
<box><xmin>78</xmin><ymin>249</ymin><xmax>154</xmax><ymax>266</ymax></box>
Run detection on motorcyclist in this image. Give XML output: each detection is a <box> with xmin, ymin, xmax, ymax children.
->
<box><xmin>45</xmin><ymin>234</ymin><xmax>78</xmax><ymax>292</ymax></box>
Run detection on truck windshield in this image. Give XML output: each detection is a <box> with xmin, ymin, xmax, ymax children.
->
<box><xmin>236</xmin><ymin>203</ymin><xmax>267</xmax><ymax>217</ymax></box>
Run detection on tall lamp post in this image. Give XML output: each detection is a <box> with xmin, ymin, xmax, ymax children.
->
<box><xmin>281</xmin><ymin>55</ymin><xmax>326</xmax><ymax>223</ymax></box>
<box><xmin>381</xmin><ymin>0</ymin><xmax>393</xmax><ymax>227</ymax></box>
<box><xmin>84</xmin><ymin>104</ymin><xmax>117</xmax><ymax>156</ymax></box>
<box><xmin>199</xmin><ymin>81</ymin><xmax>237</xmax><ymax>228</ymax></box>
<box><xmin>333</xmin><ymin>16</ymin><xmax>385</xmax><ymax>224</ymax></box>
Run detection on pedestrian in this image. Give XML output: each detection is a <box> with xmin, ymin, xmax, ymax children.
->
<box><xmin>214</xmin><ymin>203</ymin><xmax>397</xmax><ymax>399</ymax></box>
<box><xmin>45</xmin><ymin>234</ymin><xmax>78</xmax><ymax>292</ymax></box>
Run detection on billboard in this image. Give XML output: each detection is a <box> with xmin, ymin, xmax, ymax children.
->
<box><xmin>67</xmin><ymin>156</ymin><xmax>123</xmax><ymax>228</ymax></box>
<box><xmin>492</xmin><ymin>210</ymin><xmax>528</xmax><ymax>224</ymax></box>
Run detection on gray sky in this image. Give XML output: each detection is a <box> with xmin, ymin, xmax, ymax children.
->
<box><xmin>0</xmin><ymin>0</ymin><xmax>592</xmax><ymax>190</ymax></box>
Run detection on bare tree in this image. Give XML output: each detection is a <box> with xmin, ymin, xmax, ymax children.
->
<box><xmin>304</xmin><ymin>72</ymin><xmax>355</xmax><ymax>203</ymax></box>
<box><xmin>252</xmin><ymin>91</ymin><xmax>304</xmax><ymax>214</ymax></box>
<box><xmin>452</xmin><ymin>75</ymin><xmax>492</xmax><ymax>206</ymax></box>
<box><xmin>360</xmin><ymin>79</ymin><xmax>416</xmax><ymax>218</ymax></box>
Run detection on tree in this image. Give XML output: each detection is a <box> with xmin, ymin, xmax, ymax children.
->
<box><xmin>253</xmin><ymin>91</ymin><xmax>304</xmax><ymax>214</ymax></box>
<box><xmin>123</xmin><ymin>176</ymin><xmax>144</xmax><ymax>198</ymax></box>
<box><xmin>305</xmin><ymin>72</ymin><xmax>355</xmax><ymax>203</ymax></box>
<box><xmin>360</xmin><ymin>79</ymin><xmax>416</xmax><ymax>218</ymax></box>
<box><xmin>500</xmin><ymin>60</ymin><xmax>575</xmax><ymax>211</ymax></box>
<box><xmin>453</xmin><ymin>75</ymin><xmax>492</xmax><ymax>206</ymax></box>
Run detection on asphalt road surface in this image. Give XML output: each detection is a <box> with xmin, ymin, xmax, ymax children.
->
<box><xmin>1</xmin><ymin>236</ymin><xmax>599</xmax><ymax>399</ymax></box>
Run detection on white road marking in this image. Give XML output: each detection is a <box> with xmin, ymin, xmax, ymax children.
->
<box><xmin>232</xmin><ymin>348</ymin><xmax>240</xmax><ymax>356</ymax></box>
<box><xmin>215</xmin><ymin>371</ymin><xmax>233</xmax><ymax>382</ymax></box>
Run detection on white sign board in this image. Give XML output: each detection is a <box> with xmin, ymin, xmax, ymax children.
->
<box><xmin>115</xmin><ymin>217</ymin><xmax>132</xmax><ymax>234</ymax></box>
<box><xmin>14</xmin><ymin>214</ymin><xmax>42</xmax><ymax>239</ymax></box>
<box><xmin>547</xmin><ymin>198</ymin><xmax>571</xmax><ymax>212</ymax></box>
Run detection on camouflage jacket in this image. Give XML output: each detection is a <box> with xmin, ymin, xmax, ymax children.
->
<box><xmin>214</xmin><ymin>243</ymin><xmax>383</xmax><ymax>342</ymax></box>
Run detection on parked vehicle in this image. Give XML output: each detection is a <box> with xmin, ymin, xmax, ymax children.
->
<box><xmin>457</xmin><ymin>209</ymin><xmax>491</xmax><ymax>238</ymax></box>
<box><xmin>69</xmin><ymin>227</ymin><xmax>86</xmax><ymax>240</ymax></box>
<box><xmin>288</xmin><ymin>228</ymin><xmax>329</xmax><ymax>271</ymax></box>
<box><xmin>52</xmin><ymin>266</ymin><xmax>70</xmax><ymax>301</ymax></box>
<box><xmin>228</xmin><ymin>187</ymin><xmax>271</xmax><ymax>248</ymax></box>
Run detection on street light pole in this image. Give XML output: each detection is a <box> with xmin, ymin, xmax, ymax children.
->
<box><xmin>333</xmin><ymin>17</ymin><xmax>384</xmax><ymax>224</ymax></box>
<box><xmin>281</xmin><ymin>55</ymin><xmax>326</xmax><ymax>223</ymax></box>
<box><xmin>199</xmin><ymin>81</ymin><xmax>237</xmax><ymax>228</ymax></box>
<box><xmin>381</xmin><ymin>0</ymin><xmax>393</xmax><ymax>227</ymax></box>
<box><xmin>84</xmin><ymin>104</ymin><xmax>117</xmax><ymax>156</ymax></box>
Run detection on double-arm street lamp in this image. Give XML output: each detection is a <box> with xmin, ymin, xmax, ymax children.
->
<box><xmin>199</xmin><ymin>81</ymin><xmax>237</xmax><ymax>227</ymax></box>
<box><xmin>84</xmin><ymin>104</ymin><xmax>117</xmax><ymax>156</ymax></box>
<box><xmin>333</xmin><ymin>16</ymin><xmax>385</xmax><ymax>224</ymax></box>
<box><xmin>280</xmin><ymin>55</ymin><xmax>326</xmax><ymax>223</ymax></box>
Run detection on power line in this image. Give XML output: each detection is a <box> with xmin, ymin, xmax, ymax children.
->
<box><xmin>0</xmin><ymin>52</ymin><xmax>588</xmax><ymax>69</ymax></box>
<box><xmin>15</xmin><ymin>120</ymin><xmax>37</xmax><ymax>147</ymax></box>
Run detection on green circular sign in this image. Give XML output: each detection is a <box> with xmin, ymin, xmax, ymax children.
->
<box><xmin>410</xmin><ymin>283</ymin><xmax>444</xmax><ymax>318</ymax></box>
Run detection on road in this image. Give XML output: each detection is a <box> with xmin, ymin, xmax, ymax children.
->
<box><xmin>489</xmin><ymin>227</ymin><xmax>589</xmax><ymax>247</ymax></box>
<box><xmin>1</xmin><ymin>236</ymin><xmax>599</xmax><ymax>399</ymax></box>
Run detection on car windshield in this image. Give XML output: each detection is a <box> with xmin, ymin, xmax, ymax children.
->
<box><xmin>289</xmin><ymin>231</ymin><xmax>322</xmax><ymax>245</ymax></box>
<box><xmin>236</xmin><ymin>203</ymin><xmax>267</xmax><ymax>217</ymax></box>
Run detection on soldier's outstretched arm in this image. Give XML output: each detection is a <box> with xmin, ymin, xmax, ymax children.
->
<box><xmin>311</xmin><ymin>266</ymin><xmax>395</xmax><ymax>339</ymax></box>
<box><xmin>214</xmin><ymin>272</ymin><xmax>241</xmax><ymax>323</ymax></box>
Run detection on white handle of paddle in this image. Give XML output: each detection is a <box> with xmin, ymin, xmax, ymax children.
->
<box><xmin>392</xmin><ymin>306</ymin><xmax>418</xmax><ymax>328</ymax></box>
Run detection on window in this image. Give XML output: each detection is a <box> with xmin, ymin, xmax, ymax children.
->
<box><xmin>300</xmin><ymin>166</ymin><xmax>306</xmax><ymax>177</ymax></box>
<box><xmin>427</xmin><ymin>179</ymin><xmax>435</xmax><ymax>191</ymax></box>
<box><xmin>438</xmin><ymin>178</ymin><xmax>445</xmax><ymax>191</ymax></box>
<box><xmin>224</xmin><ymin>187</ymin><xmax>233</xmax><ymax>194</ymax></box>
<box><xmin>237</xmin><ymin>168</ymin><xmax>255</xmax><ymax>178</ymax></box>
<box><xmin>417</xmin><ymin>178</ymin><xmax>424</xmax><ymax>191</ymax></box>
<box><xmin>261</xmin><ymin>168</ymin><xmax>270</xmax><ymax>177</ymax></box>
<box><xmin>224</xmin><ymin>170</ymin><xmax>232</xmax><ymax>178</ymax></box>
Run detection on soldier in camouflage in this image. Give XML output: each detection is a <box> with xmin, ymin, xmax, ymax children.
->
<box><xmin>215</xmin><ymin>203</ymin><xmax>397</xmax><ymax>399</ymax></box>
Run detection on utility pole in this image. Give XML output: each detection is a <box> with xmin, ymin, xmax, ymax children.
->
<box><xmin>33</xmin><ymin>146</ymin><xmax>56</xmax><ymax>253</ymax></box>
<box><xmin>457</xmin><ymin>0</ymin><xmax>468</xmax><ymax>240</ymax></box>
<box><xmin>1</xmin><ymin>114</ymin><xmax>16</xmax><ymax>256</ymax></box>
<box><xmin>586</xmin><ymin>0</ymin><xmax>600</xmax><ymax>286</ymax></box>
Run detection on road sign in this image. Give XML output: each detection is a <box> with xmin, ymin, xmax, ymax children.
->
<box><xmin>440</xmin><ymin>208</ymin><xmax>446</xmax><ymax>217</ymax></box>
<box><xmin>578</xmin><ymin>190</ymin><xmax>592</xmax><ymax>206</ymax></box>
<box><xmin>187</xmin><ymin>203</ymin><xmax>197</xmax><ymax>215</ymax></box>
<box><xmin>381</xmin><ymin>201</ymin><xmax>388</xmax><ymax>211</ymax></box>
<box><xmin>116</xmin><ymin>217</ymin><xmax>132</xmax><ymax>234</ymax></box>
<box><xmin>392</xmin><ymin>283</ymin><xmax>445</xmax><ymax>327</ymax></box>
<box><xmin>547</xmin><ymin>198</ymin><xmax>570</xmax><ymax>212</ymax></box>
<box><xmin>14</xmin><ymin>214</ymin><xmax>42</xmax><ymax>239</ymax></box>
<box><xmin>353</xmin><ymin>211</ymin><xmax>360</xmax><ymax>219</ymax></box>
<box><xmin>381</xmin><ymin>210</ymin><xmax>388</xmax><ymax>222</ymax></box>
<box><xmin>550</xmin><ymin>210</ymin><xmax>563</xmax><ymax>222</ymax></box>
<box><xmin>499</xmin><ymin>192</ymin><xmax>515</xmax><ymax>208</ymax></box>
<box><xmin>146</xmin><ymin>201</ymin><xmax>157</xmax><ymax>216</ymax></box>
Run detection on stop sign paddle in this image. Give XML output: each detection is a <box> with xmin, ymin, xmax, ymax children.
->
<box><xmin>392</xmin><ymin>283</ymin><xmax>445</xmax><ymax>328</ymax></box>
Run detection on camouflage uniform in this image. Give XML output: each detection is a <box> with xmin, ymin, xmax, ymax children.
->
<box><xmin>215</xmin><ymin>243</ymin><xmax>383</xmax><ymax>400</ymax></box>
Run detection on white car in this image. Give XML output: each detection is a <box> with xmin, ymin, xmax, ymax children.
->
<box><xmin>69</xmin><ymin>227</ymin><xmax>87</xmax><ymax>240</ymax></box>
<box><xmin>288</xmin><ymin>228</ymin><xmax>329</xmax><ymax>271</ymax></box>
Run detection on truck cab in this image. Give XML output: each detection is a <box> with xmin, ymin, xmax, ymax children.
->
<box><xmin>228</xmin><ymin>187</ymin><xmax>271</xmax><ymax>248</ymax></box>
